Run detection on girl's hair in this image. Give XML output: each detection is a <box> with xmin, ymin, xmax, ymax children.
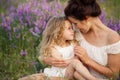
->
<box><xmin>39</xmin><ymin>16</ymin><xmax>75</xmax><ymax>57</ymax></box>
<box><xmin>64</xmin><ymin>0</ymin><xmax>101</xmax><ymax>21</ymax></box>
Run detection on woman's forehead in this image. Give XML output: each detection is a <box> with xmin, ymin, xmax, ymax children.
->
<box><xmin>68</xmin><ymin>17</ymin><xmax>78</xmax><ymax>23</ymax></box>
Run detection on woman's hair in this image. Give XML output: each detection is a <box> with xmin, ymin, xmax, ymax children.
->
<box><xmin>64</xmin><ymin>0</ymin><xmax>101</xmax><ymax>21</ymax></box>
<box><xmin>38</xmin><ymin>16</ymin><xmax>72</xmax><ymax>57</ymax></box>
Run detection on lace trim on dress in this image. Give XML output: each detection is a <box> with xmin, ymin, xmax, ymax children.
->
<box><xmin>76</xmin><ymin>30</ymin><xmax>120</xmax><ymax>54</ymax></box>
<box><xmin>106</xmin><ymin>40</ymin><xmax>120</xmax><ymax>54</ymax></box>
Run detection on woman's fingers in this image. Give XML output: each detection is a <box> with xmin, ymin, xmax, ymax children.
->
<box><xmin>74</xmin><ymin>46</ymin><xmax>83</xmax><ymax>50</ymax></box>
<box><xmin>74</xmin><ymin>52</ymin><xmax>82</xmax><ymax>58</ymax></box>
<box><xmin>74</xmin><ymin>46</ymin><xmax>90</xmax><ymax>64</ymax></box>
<box><xmin>74</xmin><ymin>46</ymin><xmax>83</xmax><ymax>52</ymax></box>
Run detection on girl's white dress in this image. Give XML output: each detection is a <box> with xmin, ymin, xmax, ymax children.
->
<box><xmin>76</xmin><ymin>31</ymin><xmax>120</xmax><ymax>79</ymax></box>
<box><xmin>44</xmin><ymin>44</ymin><xmax>74</xmax><ymax>77</ymax></box>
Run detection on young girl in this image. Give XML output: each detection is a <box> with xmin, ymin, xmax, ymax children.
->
<box><xmin>40</xmin><ymin>17</ymin><xmax>96</xmax><ymax>80</ymax></box>
<box><xmin>39</xmin><ymin>16</ymin><xmax>97</xmax><ymax>80</ymax></box>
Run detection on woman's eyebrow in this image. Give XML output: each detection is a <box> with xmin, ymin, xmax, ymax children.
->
<box><xmin>68</xmin><ymin>19</ymin><xmax>72</xmax><ymax>23</ymax></box>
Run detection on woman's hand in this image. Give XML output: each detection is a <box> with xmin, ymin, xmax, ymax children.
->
<box><xmin>43</xmin><ymin>57</ymin><xmax>68</xmax><ymax>67</ymax></box>
<box><xmin>74</xmin><ymin>46</ymin><xmax>90</xmax><ymax>64</ymax></box>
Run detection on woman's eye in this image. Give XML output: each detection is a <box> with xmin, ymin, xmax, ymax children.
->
<box><xmin>74</xmin><ymin>23</ymin><xmax>77</xmax><ymax>25</ymax></box>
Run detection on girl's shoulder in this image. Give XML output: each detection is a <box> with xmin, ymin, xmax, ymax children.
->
<box><xmin>45</xmin><ymin>45</ymin><xmax>56</xmax><ymax>52</ymax></box>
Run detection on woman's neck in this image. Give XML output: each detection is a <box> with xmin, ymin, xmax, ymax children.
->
<box><xmin>89</xmin><ymin>17</ymin><xmax>108</xmax><ymax>37</ymax></box>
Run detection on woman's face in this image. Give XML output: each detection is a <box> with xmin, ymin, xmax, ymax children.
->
<box><xmin>63</xmin><ymin>20</ymin><xmax>74</xmax><ymax>40</ymax></box>
<box><xmin>68</xmin><ymin>17</ymin><xmax>91</xmax><ymax>33</ymax></box>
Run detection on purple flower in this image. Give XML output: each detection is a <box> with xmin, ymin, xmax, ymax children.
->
<box><xmin>107</xmin><ymin>18</ymin><xmax>120</xmax><ymax>32</ymax></box>
<box><xmin>8</xmin><ymin>6</ymin><xmax>16</xmax><ymax>12</ymax></box>
<box><xmin>41</xmin><ymin>19</ymin><xmax>46</xmax><ymax>29</ymax></box>
<box><xmin>34</xmin><ymin>26</ymin><xmax>41</xmax><ymax>34</ymax></box>
<box><xmin>32</xmin><ymin>61</ymin><xmax>38</xmax><ymax>65</ymax></box>
<box><xmin>20</xmin><ymin>49</ymin><xmax>28</xmax><ymax>57</ymax></box>
<box><xmin>117</xmin><ymin>21</ymin><xmax>120</xmax><ymax>29</ymax></box>
<box><xmin>30</xmin><ymin>28</ymin><xmax>39</xmax><ymax>37</ymax></box>
<box><xmin>99</xmin><ymin>11</ymin><xmax>108</xmax><ymax>25</ymax></box>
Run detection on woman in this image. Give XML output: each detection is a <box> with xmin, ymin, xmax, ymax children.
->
<box><xmin>44</xmin><ymin>0</ymin><xmax>120</xmax><ymax>79</ymax></box>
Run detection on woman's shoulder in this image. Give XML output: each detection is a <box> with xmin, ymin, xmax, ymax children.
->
<box><xmin>107</xmin><ymin>29</ymin><xmax>120</xmax><ymax>44</ymax></box>
<box><xmin>105</xmin><ymin>30</ymin><xmax>120</xmax><ymax>54</ymax></box>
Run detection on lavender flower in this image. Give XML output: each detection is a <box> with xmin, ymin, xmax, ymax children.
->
<box><xmin>20</xmin><ymin>49</ymin><xmax>28</xmax><ymax>57</ymax></box>
<box><xmin>34</xmin><ymin>26</ymin><xmax>41</xmax><ymax>34</ymax></box>
<box><xmin>30</xmin><ymin>28</ymin><xmax>39</xmax><ymax>37</ymax></box>
<box><xmin>99</xmin><ymin>11</ymin><xmax>108</xmax><ymax>25</ymax></box>
<box><xmin>99</xmin><ymin>11</ymin><xmax>120</xmax><ymax>33</ymax></box>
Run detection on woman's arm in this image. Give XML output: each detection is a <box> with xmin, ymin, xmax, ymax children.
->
<box><xmin>108</xmin><ymin>54</ymin><xmax>120</xmax><ymax>76</ymax></box>
<box><xmin>43</xmin><ymin>57</ymin><xmax>67</xmax><ymax>67</ymax></box>
<box><xmin>86</xmin><ymin>55</ymin><xmax>120</xmax><ymax>77</ymax></box>
<box><xmin>42</xmin><ymin>47</ymin><xmax>68</xmax><ymax>67</ymax></box>
<box><xmin>74</xmin><ymin>46</ymin><xmax>120</xmax><ymax>78</ymax></box>
<box><xmin>84</xmin><ymin>54</ymin><xmax>120</xmax><ymax>78</ymax></box>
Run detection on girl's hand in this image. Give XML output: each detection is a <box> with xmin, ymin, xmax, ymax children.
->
<box><xmin>74</xmin><ymin>46</ymin><xmax>90</xmax><ymax>64</ymax></box>
<box><xmin>44</xmin><ymin>57</ymin><xmax>68</xmax><ymax>67</ymax></box>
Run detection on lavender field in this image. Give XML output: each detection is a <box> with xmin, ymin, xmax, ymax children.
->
<box><xmin>0</xmin><ymin>0</ymin><xmax>120</xmax><ymax>80</ymax></box>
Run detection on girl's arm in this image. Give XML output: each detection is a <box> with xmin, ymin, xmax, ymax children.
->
<box><xmin>65</xmin><ymin>56</ymin><xmax>80</xmax><ymax>65</ymax></box>
<box><xmin>65</xmin><ymin>58</ymin><xmax>74</xmax><ymax>65</ymax></box>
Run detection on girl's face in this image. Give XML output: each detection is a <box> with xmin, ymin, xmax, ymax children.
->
<box><xmin>68</xmin><ymin>17</ymin><xmax>91</xmax><ymax>33</ymax></box>
<box><xmin>63</xmin><ymin>20</ymin><xmax>74</xmax><ymax>41</ymax></box>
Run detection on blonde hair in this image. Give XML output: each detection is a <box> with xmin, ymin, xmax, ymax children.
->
<box><xmin>38</xmin><ymin>16</ymin><xmax>78</xmax><ymax>58</ymax></box>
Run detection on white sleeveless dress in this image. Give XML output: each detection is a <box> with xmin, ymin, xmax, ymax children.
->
<box><xmin>76</xmin><ymin>30</ymin><xmax>120</xmax><ymax>79</ymax></box>
<box><xmin>44</xmin><ymin>44</ymin><xmax>74</xmax><ymax>77</ymax></box>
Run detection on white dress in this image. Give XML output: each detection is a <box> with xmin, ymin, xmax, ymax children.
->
<box><xmin>76</xmin><ymin>30</ymin><xmax>120</xmax><ymax>79</ymax></box>
<box><xmin>44</xmin><ymin>44</ymin><xmax>74</xmax><ymax>77</ymax></box>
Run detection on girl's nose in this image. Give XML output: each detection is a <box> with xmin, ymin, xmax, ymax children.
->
<box><xmin>71</xmin><ymin>30</ymin><xmax>74</xmax><ymax>34</ymax></box>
